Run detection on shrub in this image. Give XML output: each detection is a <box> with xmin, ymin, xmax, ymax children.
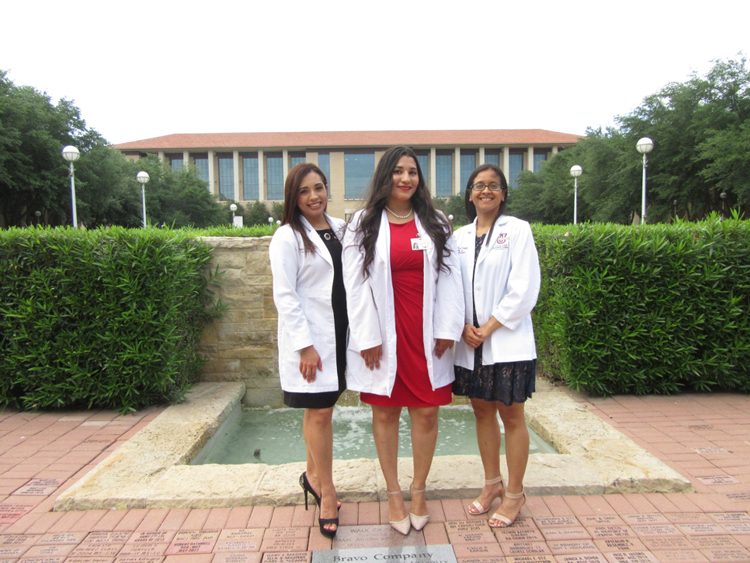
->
<box><xmin>0</xmin><ymin>226</ymin><xmax>223</xmax><ymax>412</ymax></box>
<box><xmin>533</xmin><ymin>216</ymin><xmax>750</xmax><ymax>395</ymax></box>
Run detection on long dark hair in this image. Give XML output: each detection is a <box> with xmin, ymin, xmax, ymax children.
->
<box><xmin>281</xmin><ymin>163</ymin><xmax>329</xmax><ymax>255</ymax></box>
<box><xmin>464</xmin><ymin>163</ymin><xmax>509</xmax><ymax>246</ymax></box>
<box><xmin>352</xmin><ymin>146</ymin><xmax>452</xmax><ymax>277</ymax></box>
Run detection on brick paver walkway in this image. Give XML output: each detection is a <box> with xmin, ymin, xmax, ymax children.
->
<box><xmin>2</xmin><ymin>387</ymin><xmax>750</xmax><ymax>562</ymax></box>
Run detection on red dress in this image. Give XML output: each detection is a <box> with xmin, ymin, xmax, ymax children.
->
<box><xmin>361</xmin><ymin>220</ymin><xmax>453</xmax><ymax>407</ymax></box>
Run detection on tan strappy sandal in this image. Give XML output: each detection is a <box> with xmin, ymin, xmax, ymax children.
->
<box><xmin>489</xmin><ymin>489</ymin><xmax>526</xmax><ymax>528</ymax></box>
<box><xmin>468</xmin><ymin>475</ymin><xmax>504</xmax><ymax>515</ymax></box>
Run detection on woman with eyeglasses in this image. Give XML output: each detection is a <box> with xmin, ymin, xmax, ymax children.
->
<box><xmin>452</xmin><ymin>164</ymin><xmax>541</xmax><ymax>528</ymax></box>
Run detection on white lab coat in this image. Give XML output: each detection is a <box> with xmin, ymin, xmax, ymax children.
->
<box><xmin>342</xmin><ymin>209</ymin><xmax>464</xmax><ymax>396</ymax></box>
<box><xmin>269</xmin><ymin>214</ymin><xmax>346</xmax><ymax>393</ymax></box>
<box><xmin>453</xmin><ymin>215</ymin><xmax>541</xmax><ymax>369</ymax></box>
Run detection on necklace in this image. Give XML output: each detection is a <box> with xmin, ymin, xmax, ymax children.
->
<box><xmin>385</xmin><ymin>205</ymin><xmax>413</xmax><ymax>219</ymax></box>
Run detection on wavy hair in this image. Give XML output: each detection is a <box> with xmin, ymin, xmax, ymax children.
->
<box><xmin>464</xmin><ymin>163</ymin><xmax>509</xmax><ymax>246</ymax></box>
<box><xmin>281</xmin><ymin>163</ymin><xmax>329</xmax><ymax>255</ymax></box>
<box><xmin>352</xmin><ymin>146</ymin><xmax>452</xmax><ymax>277</ymax></box>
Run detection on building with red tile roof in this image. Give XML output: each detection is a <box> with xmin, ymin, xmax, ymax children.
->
<box><xmin>114</xmin><ymin>129</ymin><xmax>582</xmax><ymax>217</ymax></box>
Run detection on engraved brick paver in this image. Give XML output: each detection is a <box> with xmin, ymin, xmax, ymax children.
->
<box><xmin>650</xmin><ymin>549</ymin><xmax>709</xmax><ymax>562</ymax></box>
<box><xmin>547</xmin><ymin>540</ymin><xmax>600</xmax><ymax>555</ymax></box>
<box><xmin>454</xmin><ymin>542</ymin><xmax>504</xmax><ymax>558</ymax></box>
<box><xmin>593</xmin><ymin>537</ymin><xmax>647</xmax><ymax>552</ymax></box>
<box><xmin>603</xmin><ymin>551</ymin><xmax>659</xmax><ymax>562</ymax></box>
<box><xmin>499</xmin><ymin>541</ymin><xmax>551</xmax><ymax>557</ymax></box>
<box><xmin>213</xmin><ymin>554</ymin><xmax>262</xmax><ymax>563</ymax></box>
<box><xmin>117</xmin><ymin>542</ymin><xmax>170</xmax><ymax>557</ymax></box>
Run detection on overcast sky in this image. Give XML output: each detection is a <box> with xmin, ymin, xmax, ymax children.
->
<box><xmin>3</xmin><ymin>0</ymin><xmax>749</xmax><ymax>145</ymax></box>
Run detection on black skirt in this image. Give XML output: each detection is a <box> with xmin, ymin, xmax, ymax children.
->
<box><xmin>453</xmin><ymin>354</ymin><xmax>536</xmax><ymax>406</ymax></box>
<box><xmin>283</xmin><ymin>228</ymin><xmax>348</xmax><ymax>410</ymax></box>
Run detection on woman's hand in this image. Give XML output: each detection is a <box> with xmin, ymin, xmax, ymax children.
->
<box><xmin>434</xmin><ymin>338</ymin><xmax>454</xmax><ymax>359</ymax></box>
<box><xmin>360</xmin><ymin>345</ymin><xmax>382</xmax><ymax>371</ymax></box>
<box><xmin>477</xmin><ymin>316</ymin><xmax>503</xmax><ymax>340</ymax></box>
<box><xmin>462</xmin><ymin>324</ymin><xmax>485</xmax><ymax>349</ymax></box>
<box><xmin>299</xmin><ymin>346</ymin><xmax>323</xmax><ymax>383</ymax></box>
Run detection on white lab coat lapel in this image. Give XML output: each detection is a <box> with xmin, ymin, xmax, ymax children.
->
<box><xmin>374</xmin><ymin>210</ymin><xmax>390</xmax><ymax>265</ymax></box>
<box><xmin>300</xmin><ymin>214</ymin><xmax>333</xmax><ymax>267</ymax></box>
<box><xmin>475</xmin><ymin>214</ymin><xmax>507</xmax><ymax>268</ymax></box>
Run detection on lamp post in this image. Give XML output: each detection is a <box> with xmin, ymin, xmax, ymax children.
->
<box><xmin>268</xmin><ymin>217</ymin><xmax>273</xmax><ymax>225</ymax></box>
<box><xmin>570</xmin><ymin>165</ymin><xmax>583</xmax><ymax>225</ymax></box>
<box><xmin>636</xmin><ymin>137</ymin><xmax>654</xmax><ymax>224</ymax></box>
<box><xmin>62</xmin><ymin>146</ymin><xmax>80</xmax><ymax>228</ymax></box>
<box><xmin>229</xmin><ymin>203</ymin><xmax>237</xmax><ymax>220</ymax></box>
<box><xmin>137</xmin><ymin>171</ymin><xmax>150</xmax><ymax>227</ymax></box>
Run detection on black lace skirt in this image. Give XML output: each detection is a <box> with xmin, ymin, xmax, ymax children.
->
<box><xmin>453</xmin><ymin>343</ymin><xmax>535</xmax><ymax>406</ymax></box>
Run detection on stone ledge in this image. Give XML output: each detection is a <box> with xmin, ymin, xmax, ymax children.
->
<box><xmin>54</xmin><ymin>381</ymin><xmax>692</xmax><ymax>511</ymax></box>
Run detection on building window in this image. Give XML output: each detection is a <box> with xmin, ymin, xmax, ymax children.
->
<box><xmin>266</xmin><ymin>152</ymin><xmax>284</xmax><ymax>200</ymax></box>
<box><xmin>484</xmin><ymin>150</ymin><xmax>501</xmax><ymax>168</ymax></box>
<box><xmin>243</xmin><ymin>153</ymin><xmax>259</xmax><ymax>200</ymax></box>
<box><xmin>345</xmin><ymin>151</ymin><xmax>375</xmax><ymax>199</ymax></box>
<box><xmin>318</xmin><ymin>153</ymin><xmax>331</xmax><ymax>200</ymax></box>
<box><xmin>460</xmin><ymin>150</ymin><xmax>477</xmax><ymax>192</ymax></box>
<box><xmin>533</xmin><ymin>150</ymin><xmax>548</xmax><ymax>172</ymax></box>
<box><xmin>290</xmin><ymin>152</ymin><xmax>306</xmax><ymax>168</ymax></box>
<box><xmin>508</xmin><ymin>152</ymin><xmax>524</xmax><ymax>189</ymax></box>
<box><xmin>414</xmin><ymin>151</ymin><xmax>429</xmax><ymax>186</ymax></box>
<box><xmin>435</xmin><ymin>151</ymin><xmax>453</xmax><ymax>197</ymax></box>
<box><xmin>218</xmin><ymin>155</ymin><xmax>234</xmax><ymax>200</ymax></box>
<box><xmin>193</xmin><ymin>155</ymin><xmax>209</xmax><ymax>184</ymax></box>
<box><xmin>166</xmin><ymin>153</ymin><xmax>183</xmax><ymax>172</ymax></box>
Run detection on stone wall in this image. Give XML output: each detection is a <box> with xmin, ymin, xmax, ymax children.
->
<box><xmin>198</xmin><ymin>237</ymin><xmax>283</xmax><ymax>407</ymax></box>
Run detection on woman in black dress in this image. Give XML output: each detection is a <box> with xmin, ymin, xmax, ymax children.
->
<box><xmin>269</xmin><ymin>163</ymin><xmax>348</xmax><ymax>538</ymax></box>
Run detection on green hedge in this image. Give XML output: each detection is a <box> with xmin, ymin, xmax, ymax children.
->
<box><xmin>0</xmin><ymin>227</ymin><xmax>222</xmax><ymax>412</ymax></box>
<box><xmin>533</xmin><ymin>217</ymin><xmax>750</xmax><ymax>396</ymax></box>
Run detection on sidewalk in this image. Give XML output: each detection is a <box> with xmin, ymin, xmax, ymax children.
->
<box><xmin>1</xmin><ymin>387</ymin><xmax>749</xmax><ymax>563</ymax></box>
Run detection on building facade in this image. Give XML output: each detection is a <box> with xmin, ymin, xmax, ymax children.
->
<box><xmin>115</xmin><ymin>129</ymin><xmax>582</xmax><ymax>218</ymax></box>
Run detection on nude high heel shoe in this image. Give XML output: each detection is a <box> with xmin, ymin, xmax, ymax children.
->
<box><xmin>387</xmin><ymin>490</ymin><xmax>411</xmax><ymax>535</ymax></box>
<box><xmin>408</xmin><ymin>484</ymin><xmax>429</xmax><ymax>531</ymax></box>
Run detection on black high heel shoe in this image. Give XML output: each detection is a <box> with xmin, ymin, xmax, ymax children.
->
<box><xmin>299</xmin><ymin>472</ymin><xmax>342</xmax><ymax>510</ymax></box>
<box><xmin>299</xmin><ymin>472</ymin><xmax>339</xmax><ymax>538</ymax></box>
<box><xmin>300</xmin><ymin>472</ymin><xmax>320</xmax><ymax>510</ymax></box>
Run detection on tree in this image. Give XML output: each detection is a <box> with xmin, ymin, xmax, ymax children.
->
<box><xmin>698</xmin><ymin>122</ymin><xmax>750</xmax><ymax>207</ymax></box>
<box><xmin>508</xmin><ymin>56</ymin><xmax>750</xmax><ymax>224</ymax></box>
<box><xmin>127</xmin><ymin>155</ymin><xmax>229</xmax><ymax>228</ymax></box>
<box><xmin>618</xmin><ymin>56</ymin><xmax>750</xmax><ymax>220</ymax></box>
<box><xmin>244</xmin><ymin>200</ymin><xmax>273</xmax><ymax>226</ymax></box>
<box><xmin>433</xmin><ymin>195</ymin><xmax>468</xmax><ymax>227</ymax></box>
<box><xmin>0</xmin><ymin>70</ymin><xmax>88</xmax><ymax>227</ymax></box>
<box><xmin>74</xmin><ymin>135</ymin><xmax>144</xmax><ymax>228</ymax></box>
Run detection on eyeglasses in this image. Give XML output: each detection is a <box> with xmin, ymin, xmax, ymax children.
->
<box><xmin>471</xmin><ymin>182</ymin><xmax>503</xmax><ymax>192</ymax></box>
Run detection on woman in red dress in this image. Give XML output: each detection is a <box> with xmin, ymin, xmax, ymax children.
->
<box><xmin>342</xmin><ymin>146</ymin><xmax>463</xmax><ymax>535</ymax></box>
